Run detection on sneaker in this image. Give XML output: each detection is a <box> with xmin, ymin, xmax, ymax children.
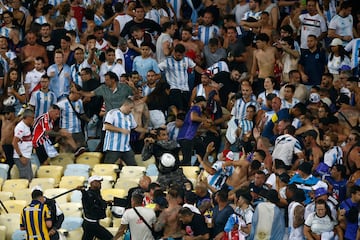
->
<box><xmin>74</xmin><ymin>147</ymin><xmax>86</xmax><ymax>157</ymax></box>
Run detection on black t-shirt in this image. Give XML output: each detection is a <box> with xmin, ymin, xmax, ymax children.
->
<box><xmin>120</xmin><ymin>19</ymin><xmax>162</xmax><ymax>38</ymax></box>
<box><xmin>183</xmin><ymin>213</ymin><xmax>209</xmax><ymax>237</ymax></box>
<box><xmin>82</xmin><ymin>78</ymin><xmax>102</xmax><ymax>117</ymax></box>
<box><xmin>212</xmin><ymin>71</ymin><xmax>239</xmax><ymax>107</ymax></box>
<box><xmin>37</xmin><ymin>38</ymin><xmax>56</xmax><ymax>65</ymax></box>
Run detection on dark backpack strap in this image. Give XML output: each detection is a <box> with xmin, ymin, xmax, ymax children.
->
<box><xmin>338</xmin><ymin>111</ymin><xmax>354</xmax><ymax>129</ymax></box>
<box><xmin>66</xmin><ymin>97</ymin><xmax>83</xmax><ymax>121</ymax></box>
<box><xmin>133</xmin><ymin>207</ymin><xmax>153</xmax><ymax>232</ymax></box>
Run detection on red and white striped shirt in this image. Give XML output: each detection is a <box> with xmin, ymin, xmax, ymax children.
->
<box><xmin>32</xmin><ymin>112</ymin><xmax>53</xmax><ymax>147</ymax></box>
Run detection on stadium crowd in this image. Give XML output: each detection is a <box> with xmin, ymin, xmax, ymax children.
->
<box><xmin>0</xmin><ymin>0</ymin><xmax>360</xmax><ymax>239</ymax></box>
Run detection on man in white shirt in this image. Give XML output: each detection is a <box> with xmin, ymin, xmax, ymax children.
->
<box><xmin>299</xmin><ymin>0</ymin><xmax>327</xmax><ymax>49</ymax></box>
<box><xmin>24</xmin><ymin>56</ymin><xmax>46</xmax><ymax>100</ymax></box>
<box><xmin>114</xmin><ymin>193</ymin><xmax>156</xmax><ymax>240</ymax></box>
<box><xmin>12</xmin><ymin>109</ymin><xmax>34</xmax><ymax>180</ymax></box>
<box><xmin>99</xmin><ymin>48</ymin><xmax>125</xmax><ymax>83</ymax></box>
<box><xmin>156</xmin><ymin>21</ymin><xmax>176</xmax><ymax>63</ymax></box>
<box><xmin>328</xmin><ymin>1</ymin><xmax>354</xmax><ymax>47</ymax></box>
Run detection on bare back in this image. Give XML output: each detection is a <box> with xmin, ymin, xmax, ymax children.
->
<box><xmin>226</xmin><ymin>160</ymin><xmax>249</xmax><ymax>188</ymax></box>
<box><xmin>0</xmin><ymin>117</ymin><xmax>16</xmax><ymax>145</ymax></box>
<box><xmin>161</xmin><ymin>205</ymin><xmax>182</xmax><ymax>238</ymax></box>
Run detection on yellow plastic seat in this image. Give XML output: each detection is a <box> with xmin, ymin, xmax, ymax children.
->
<box><xmin>43</xmin><ymin>188</ymin><xmax>70</xmax><ymax>204</ymax></box>
<box><xmin>99</xmin><ymin>175</ymin><xmax>115</xmax><ymax>189</ymax></box>
<box><xmin>92</xmin><ymin>164</ymin><xmax>119</xmax><ymax>180</ymax></box>
<box><xmin>76</xmin><ymin>152</ymin><xmax>102</xmax><ymax>168</ymax></box>
<box><xmin>101</xmin><ymin>188</ymin><xmax>126</xmax><ymax>202</ymax></box>
<box><xmin>59</xmin><ymin>202</ymin><xmax>83</xmax><ymax>217</ymax></box>
<box><xmin>36</xmin><ymin>165</ymin><xmax>64</xmax><ymax>185</ymax></box>
<box><xmin>49</xmin><ymin>153</ymin><xmax>75</xmax><ymax>168</ymax></box>
<box><xmin>120</xmin><ymin>166</ymin><xmax>146</xmax><ymax>179</ymax></box>
<box><xmin>112</xmin><ymin>217</ymin><xmax>122</xmax><ymax>228</ymax></box>
<box><xmin>181</xmin><ymin>166</ymin><xmax>200</xmax><ymax>180</ymax></box>
<box><xmin>29</xmin><ymin>178</ymin><xmax>56</xmax><ymax>191</ymax></box>
<box><xmin>99</xmin><ymin>217</ymin><xmax>112</xmax><ymax>227</ymax></box>
<box><xmin>0</xmin><ymin>191</ymin><xmax>14</xmax><ymax>201</ymax></box>
<box><xmin>2</xmin><ymin>179</ymin><xmax>29</xmax><ymax>192</ymax></box>
<box><xmin>0</xmin><ymin>213</ymin><xmax>20</xmax><ymax>240</ymax></box>
<box><xmin>12</xmin><ymin>189</ymin><xmax>32</xmax><ymax>203</ymax></box>
<box><xmin>0</xmin><ymin>177</ymin><xmax>3</xmax><ymax>191</ymax></box>
<box><xmin>59</xmin><ymin>176</ymin><xmax>85</xmax><ymax>189</ymax></box>
<box><xmin>106</xmin><ymin>227</ymin><xmax>119</xmax><ymax>236</ymax></box>
<box><xmin>1</xmin><ymin>200</ymin><xmax>27</xmax><ymax>214</ymax></box>
<box><xmin>0</xmin><ymin>225</ymin><xmax>6</xmax><ymax>240</ymax></box>
<box><xmin>9</xmin><ymin>164</ymin><xmax>38</xmax><ymax>179</ymax></box>
<box><xmin>114</xmin><ymin>179</ymin><xmax>138</xmax><ymax>193</ymax></box>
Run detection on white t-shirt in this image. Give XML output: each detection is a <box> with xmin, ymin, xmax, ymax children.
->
<box><xmin>304</xmin><ymin>212</ymin><xmax>337</xmax><ymax>235</ymax></box>
<box><xmin>13</xmin><ymin>121</ymin><xmax>33</xmax><ymax>159</ymax></box>
<box><xmin>272</xmin><ymin>134</ymin><xmax>303</xmax><ymax>166</ymax></box>
<box><xmin>99</xmin><ymin>62</ymin><xmax>125</xmax><ymax>83</ymax></box>
<box><xmin>121</xmin><ymin>207</ymin><xmax>156</xmax><ymax>240</ymax></box>
<box><xmin>328</xmin><ymin>14</ymin><xmax>353</xmax><ymax>44</ymax></box>
<box><xmin>24</xmin><ymin>69</ymin><xmax>46</xmax><ymax>93</ymax></box>
<box><xmin>299</xmin><ymin>13</ymin><xmax>327</xmax><ymax>49</ymax></box>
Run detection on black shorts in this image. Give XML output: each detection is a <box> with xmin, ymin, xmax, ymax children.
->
<box><xmin>169</xmin><ymin>89</ymin><xmax>190</xmax><ymax>112</ymax></box>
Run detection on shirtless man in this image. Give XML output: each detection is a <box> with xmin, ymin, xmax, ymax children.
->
<box><xmin>0</xmin><ymin>106</ymin><xmax>19</xmax><ymax>172</ymax></box>
<box><xmin>130</xmin><ymin>92</ymin><xmax>150</xmax><ymax>153</ymax></box>
<box><xmin>347</xmin><ymin>145</ymin><xmax>360</xmax><ymax>175</ymax></box>
<box><xmin>336</xmin><ymin>101</ymin><xmax>360</xmax><ymax>137</ymax></box>
<box><xmin>342</xmin><ymin>132</ymin><xmax>360</xmax><ymax>175</ymax></box>
<box><xmin>174</xmin><ymin>27</ymin><xmax>203</xmax><ymax>65</ymax></box>
<box><xmin>20</xmin><ymin>31</ymin><xmax>49</xmax><ymax>73</ymax></box>
<box><xmin>250</xmin><ymin>33</ymin><xmax>277</xmax><ymax>93</ymax></box>
<box><xmin>154</xmin><ymin>188</ymin><xmax>183</xmax><ymax>239</ymax></box>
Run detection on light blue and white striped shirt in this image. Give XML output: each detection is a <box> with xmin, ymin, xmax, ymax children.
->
<box><xmin>231</xmin><ymin>98</ymin><xmax>258</xmax><ymax>120</ymax></box>
<box><xmin>57</xmin><ymin>98</ymin><xmax>84</xmax><ymax>133</ymax></box>
<box><xmin>198</xmin><ymin>25</ymin><xmax>219</xmax><ymax>46</ymax></box>
<box><xmin>281</xmin><ymin>98</ymin><xmax>300</xmax><ymax>109</ymax></box>
<box><xmin>142</xmin><ymin>84</ymin><xmax>155</xmax><ymax>97</ymax></box>
<box><xmin>47</xmin><ymin>64</ymin><xmax>71</xmax><ymax>100</ymax></box>
<box><xmin>29</xmin><ymin>90</ymin><xmax>57</xmax><ymax>118</ymax></box>
<box><xmin>158</xmin><ymin>56</ymin><xmax>196</xmax><ymax>91</ymax></box>
<box><xmin>103</xmin><ymin>109</ymin><xmax>137</xmax><ymax>152</ymax></box>
<box><xmin>70</xmin><ymin>60</ymin><xmax>91</xmax><ymax>87</ymax></box>
<box><xmin>167</xmin><ymin>121</ymin><xmax>179</xmax><ymax>141</ymax></box>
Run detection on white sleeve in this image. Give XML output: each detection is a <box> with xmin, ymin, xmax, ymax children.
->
<box><xmin>328</xmin><ymin>18</ymin><xmax>336</xmax><ymax>30</ymax></box>
<box><xmin>344</xmin><ymin>40</ymin><xmax>353</xmax><ymax>52</ymax></box>
<box><xmin>104</xmin><ymin>110</ymin><xmax>115</xmax><ymax>124</ymax></box>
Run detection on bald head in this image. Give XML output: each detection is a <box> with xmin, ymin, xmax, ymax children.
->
<box><xmin>139</xmin><ymin>175</ymin><xmax>151</xmax><ymax>190</ymax></box>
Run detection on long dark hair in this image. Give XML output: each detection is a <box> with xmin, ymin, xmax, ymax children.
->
<box><xmin>4</xmin><ymin>68</ymin><xmax>21</xmax><ymax>98</ymax></box>
<box><xmin>146</xmin><ymin>80</ymin><xmax>170</xmax><ymax>105</ymax></box>
<box><xmin>329</xmin><ymin>45</ymin><xmax>348</xmax><ymax>62</ymax></box>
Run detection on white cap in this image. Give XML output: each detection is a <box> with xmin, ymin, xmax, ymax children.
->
<box><xmin>31</xmin><ymin>185</ymin><xmax>43</xmax><ymax>192</ymax></box>
<box><xmin>312</xmin><ymin>180</ymin><xmax>328</xmax><ymax>191</ymax></box>
<box><xmin>88</xmin><ymin>175</ymin><xmax>103</xmax><ymax>185</ymax></box>
<box><xmin>309</xmin><ymin>93</ymin><xmax>320</xmax><ymax>103</ymax></box>
<box><xmin>160</xmin><ymin>153</ymin><xmax>176</xmax><ymax>167</ymax></box>
<box><xmin>330</xmin><ymin>38</ymin><xmax>343</xmax><ymax>46</ymax></box>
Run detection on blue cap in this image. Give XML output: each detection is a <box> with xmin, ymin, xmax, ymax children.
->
<box><xmin>315</xmin><ymin>187</ymin><xmax>328</xmax><ymax>198</ymax></box>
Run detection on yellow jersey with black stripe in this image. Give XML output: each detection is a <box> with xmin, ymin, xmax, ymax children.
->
<box><xmin>20</xmin><ymin>200</ymin><xmax>51</xmax><ymax>240</ymax></box>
